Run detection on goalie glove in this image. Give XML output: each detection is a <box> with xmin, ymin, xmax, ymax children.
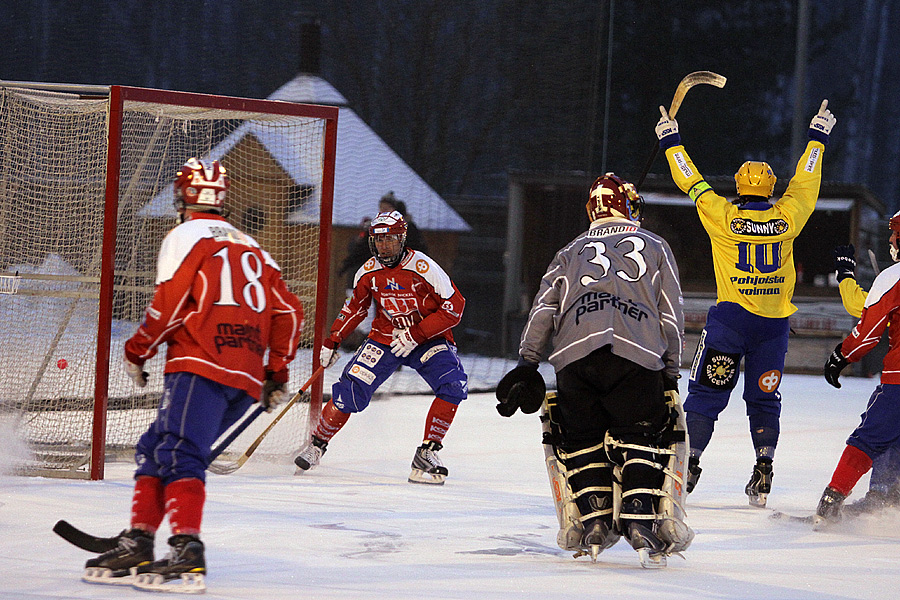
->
<box><xmin>833</xmin><ymin>244</ymin><xmax>856</xmax><ymax>282</ymax></box>
<box><xmin>809</xmin><ymin>99</ymin><xmax>836</xmax><ymax>144</ymax></box>
<box><xmin>655</xmin><ymin>105</ymin><xmax>681</xmax><ymax>149</ymax></box>
<box><xmin>390</xmin><ymin>328</ymin><xmax>419</xmax><ymax>358</ymax></box>
<box><xmin>824</xmin><ymin>343</ymin><xmax>850</xmax><ymax>389</ymax></box>
<box><xmin>495</xmin><ymin>362</ymin><xmax>546</xmax><ymax>417</ymax></box>
<box><xmin>261</xmin><ymin>369</ymin><xmax>289</xmax><ymax>412</ymax></box>
<box><xmin>320</xmin><ymin>337</ymin><xmax>339</xmax><ymax>369</ymax></box>
<box><xmin>123</xmin><ymin>357</ymin><xmax>148</xmax><ymax>388</ymax></box>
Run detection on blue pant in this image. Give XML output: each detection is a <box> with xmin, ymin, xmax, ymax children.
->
<box><xmin>684</xmin><ymin>302</ymin><xmax>789</xmax><ymax>453</ymax></box>
<box><xmin>331</xmin><ymin>337</ymin><xmax>468</xmax><ymax>413</ymax></box>
<box><xmin>135</xmin><ymin>372</ymin><xmax>254</xmax><ymax>485</ymax></box>
<box><xmin>847</xmin><ymin>384</ymin><xmax>900</xmax><ymax>461</ymax></box>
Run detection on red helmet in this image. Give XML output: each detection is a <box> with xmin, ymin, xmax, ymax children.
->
<box><xmin>173</xmin><ymin>158</ymin><xmax>229</xmax><ymax>213</ymax></box>
<box><xmin>890</xmin><ymin>210</ymin><xmax>900</xmax><ymax>234</ymax></box>
<box><xmin>586</xmin><ymin>173</ymin><xmax>643</xmax><ymax>222</ymax></box>
<box><xmin>368</xmin><ymin>210</ymin><xmax>408</xmax><ymax>267</ymax></box>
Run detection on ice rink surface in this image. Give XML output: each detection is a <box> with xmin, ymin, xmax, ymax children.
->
<box><xmin>1</xmin><ymin>370</ymin><xmax>897</xmax><ymax>600</ymax></box>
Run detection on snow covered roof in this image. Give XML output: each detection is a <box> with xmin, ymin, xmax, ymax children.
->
<box><xmin>141</xmin><ymin>75</ymin><xmax>470</xmax><ymax>232</ymax></box>
<box><xmin>270</xmin><ymin>74</ymin><xmax>469</xmax><ymax>232</ymax></box>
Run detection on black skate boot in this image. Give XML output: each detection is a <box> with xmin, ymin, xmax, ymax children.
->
<box><xmin>83</xmin><ymin>528</ymin><xmax>154</xmax><ymax>585</ymax></box>
<box><xmin>132</xmin><ymin>534</ymin><xmax>206</xmax><ymax>593</ymax></box>
<box><xmin>745</xmin><ymin>458</ymin><xmax>773</xmax><ymax>508</ymax></box>
<box><xmin>813</xmin><ymin>486</ymin><xmax>847</xmax><ymax>529</ymax></box>
<box><xmin>294</xmin><ymin>435</ymin><xmax>328</xmax><ymax>472</ymax></box>
<box><xmin>621</xmin><ymin>498</ymin><xmax>667</xmax><ymax>569</ymax></box>
<box><xmin>686</xmin><ymin>456</ymin><xmax>702</xmax><ymax>494</ymax></box>
<box><xmin>409</xmin><ymin>440</ymin><xmax>448</xmax><ymax>485</ymax></box>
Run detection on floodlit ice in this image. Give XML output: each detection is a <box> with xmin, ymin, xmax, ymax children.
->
<box><xmin>1</xmin><ymin>370</ymin><xmax>897</xmax><ymax>599</ymax></box>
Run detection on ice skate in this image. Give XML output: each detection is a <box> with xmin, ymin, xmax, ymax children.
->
<box><xmin>131</xmin><ymin>534</ymin><xmax>206</xmax><ymax>594</ymax></box>
<box><xmin>813</xmin><ymin>486</ymin><xmax>846</xmax><ymax>530</ymax></box>
<box><xmin>626</xmin><ymin>522</ymin><xmax>667</xmax><ymax>569</ymax></box>
<box><xmin>745</xmin><ymin>458</ymin><xmax>773</xmax><ymax>508</ymax></box>
<box><xmin>843</xmin><ymin>487</ymin><xmax>900</xmax><ymax>517</ymax></box>
<box><xmin>294</xmin><ymin>435</ymin><xmax>327</xmax><ymax>473</ymax></box>
<box><xmin>686</xmin><ymin>456</ymin><xmax>702</xmax><ymax>494</ymax></box>
<box><xmin>580</xmin><ymin>519</ymin><xmax>619</xmax><ymax>561</ymax></box>
<box><xmin>408</xmin><ymin>440</ymin><xmax>448</xmax><ymax>485</ymax></box>
<box><xmin>82</xmin><ymin>528</ymin><xmax>154</xmax><ymax>585</ymax></box>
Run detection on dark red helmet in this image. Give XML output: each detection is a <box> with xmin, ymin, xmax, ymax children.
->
<box><xmin>586</xmin><ymin>173</ymin><xmax>643</xmax><ymax>223</ymax></box>
<box><xmin>368</xmin><ymin>210</ymin><xmax>408</xmax><ymax>267</ymax></box>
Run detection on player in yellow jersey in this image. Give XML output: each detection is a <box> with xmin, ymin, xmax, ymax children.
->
<box><xmin>656</xmin><ymin>99</ymin><xmax>836</xmax><ymax>507</ymax></box>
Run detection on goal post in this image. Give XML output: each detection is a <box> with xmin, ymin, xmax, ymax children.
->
<box><xmin>0</xmin><ymin>82</ymin><xmax>337</xmax><ymax>479</ymax></box>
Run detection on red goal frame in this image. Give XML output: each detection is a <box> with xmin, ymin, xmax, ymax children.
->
<box><xmin>90</xmin><ymin>86</ymin><xmax>338</xmax><ymax>479</ymax></box>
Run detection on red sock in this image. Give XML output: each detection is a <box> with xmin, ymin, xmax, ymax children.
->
<box><xmin>424</xmin><ymin>397</ymin><xmax>458</xmax><ymax>443</ymax></box>
<box><xmin>314</xmin><ymin>400</ymin><xmax>350</xmax><ymax>442</ymax></box>
<box><xmin>164</xmin><ymin>478</ymin><xmax>206</xmax><ymax>536</ymax></box>
<box><xmin>130</xmin><ymin>476</ymin><xmax>165</xmax><ymax>533</ymax></box>
<box><xmin>828</xmin><ymin>445</ymin><xmax>873</xmax><ymax>496</ymax></box>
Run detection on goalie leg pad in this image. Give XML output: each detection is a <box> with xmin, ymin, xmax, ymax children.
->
<box><xmin>606</xmin><ymin>391</ymin><xmax>694</xmax><ymax>554</ymax></box>
<box><xmin>541</xmin><ymin>394</ymin><xmax>619</xmax><ymax>554</ymax></box>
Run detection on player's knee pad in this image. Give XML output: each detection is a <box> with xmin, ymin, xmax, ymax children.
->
<box><xmin>541</xmin><ymin>393</ymin><xmax>616</xmax><ymax>553</ymax></box>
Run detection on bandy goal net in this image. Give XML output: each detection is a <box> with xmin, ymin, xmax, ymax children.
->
<box><xmin>0</xmin><ymin>83</ymin><xmax>337</xmax><ymax>479</ymax></box>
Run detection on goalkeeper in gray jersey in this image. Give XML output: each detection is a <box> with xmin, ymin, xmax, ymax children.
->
<box><xmin>496</xmin><ymin>173</ymin><xmax>692</xmax><ymax>568</ymax></box>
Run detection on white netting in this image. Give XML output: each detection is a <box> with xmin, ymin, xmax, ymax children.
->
<box><xmin>0</xmin><ymin>86</ymin><xmax>331</xmax><ymax>476</ymax></box>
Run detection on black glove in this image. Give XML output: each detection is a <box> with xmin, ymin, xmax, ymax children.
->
<box><xmin>823</xmin><ymin>343</ymin><xmax>850</xmax><ymax>389</ymax></box>
<box><xmin>261</xmin><ymin>369</ymin><xmax>289</xmax><ymax>412</ymax></box>
<box><xmin>496</xmin><ymin>362</ymin><xmax>546</xmax><ymax>417</ymax></box>
<box><xmin>833</xmin><ymin>244</ymin><xmax>856</xmax><ymax>282</ymax></box>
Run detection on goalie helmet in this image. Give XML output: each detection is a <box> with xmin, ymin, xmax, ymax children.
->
<box><xmin>586</xmin><ymin>173</ymin><xmax>643</xmax><ymax>223</ymax></box>
<box><xmin>889</xmin><ymin>210</ymin><xmax>900</xmax><ymax>262</ymax></box>
<box><xmin>368</xmin><ymin>210</ymin><xmax>408</xmax><ymax>268</ymax></box>
<box><xmin>173</xmin><ymin>157</ymin><xmax>230</xmax><ymax>214</ymax></box>
<box><xmin>734</xmin><ymin>160</ymin><xmax>776</xmax><ymax>199</ymax></box>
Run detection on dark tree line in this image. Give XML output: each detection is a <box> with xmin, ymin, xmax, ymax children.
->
<box><xmin>1</xmin><ymin>0</ymin><xmax>898</xmax><ymax>212</ymax></box>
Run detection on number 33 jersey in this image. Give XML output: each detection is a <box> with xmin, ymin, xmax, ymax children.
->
<box><xmin>124</xmin><ymin>214</ymin><xmax>304</xmax><ymax>398</ymax></box>
<box><xmin>333</xmin><ymin>250</ymin><xmax>465</xmax><ymax>347</ymax></box>
<box><xmin>519</xmin><ymin>217</ymin><xmax>684</xmax><ymax>378</ymax></box>
<box><xmin>664</xmin><ymin>140</ymin><xmax>825</xmax><ymax>318</ymax></box>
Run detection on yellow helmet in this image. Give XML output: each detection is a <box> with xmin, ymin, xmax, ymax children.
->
<box><xmin>734</xmin><ymin>161</ymin><xmax>776</xmax><ymax>198</ymax></box>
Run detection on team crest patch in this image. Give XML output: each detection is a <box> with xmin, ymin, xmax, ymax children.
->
<box><xmin>697</xmin><ymin>350</ymin><xmax>740</xmax><ymax>389</ymax></box>
<box><xmin>730</xmin><ymin>218</ymin><xmax>789</xmax><ymax>236</ymax></box>
<box><xmin>363</xmin><ymin>257</ymin><xmax>377</xmax><ymax>270</ymax></box>
<box><xmin>416</xmin><ymin>259</ymin><xmax>429</xmax><ymax>274</ymax></box>
<box><xmin>758</xmin><ymin>369</ymin><xmax>781</xmax><ymax>393</ymax></box>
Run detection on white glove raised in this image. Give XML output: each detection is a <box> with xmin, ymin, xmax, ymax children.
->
<box><xmin>655</xmin><ymin>105</ymin><xmax>680</xmax><ymax>147</ymax></box>
<box><xmin>123</xmin><ymin>357</ymin><xmax>148</xmax><ymax>388</ymax></box>
<box><xmin>390</xmin><ymin>328</ymin><xmax>419</xmax><ymax>358</ymax></box>
<box><xmin>809</xmin><ymin>99</ymin><xmax>836</xmax><ymax>140</ymax></box>
<box><xmin>319</xmin><ymin>345</ymin><xmax>339</xmax><ymax>369</ymax></box>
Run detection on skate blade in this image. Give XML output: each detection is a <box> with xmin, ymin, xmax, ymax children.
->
<box><xmin>408</xmin><ymin>469</ymin><xmax>446</xmax><ymax>485</ymax></box>
<box><xmin>637</xmin><ymin>548</ymin><xmax>667</xmax><ymax>569</ymax></box>
<box><xmin>811</xmin><ymin>515</ymin><xmax>834</xmax><ymax>531</ymax></box>
<box><xmin>748</xmin><ymin>492</ymin><xmax>768</xmax><ymax>508</ymax></box>
<box><xmin>132</xmin><ymin>571</ymin><xmax>206</xmax><ymax>594</ymax></box>
<box><xmin>82</xmin><ymin>567</ymin><xmax>135</xmax><ymax>586</ymax></box>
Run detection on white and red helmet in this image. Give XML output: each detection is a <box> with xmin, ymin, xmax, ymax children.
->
<box><xmin>368</xmin><ymin>210</ymin><xmax>408</xmax><ymax>267</ymax></box>
<box><xmin>889</xmin><ymin>210</ymin><xmax>900</xmax><ymax>262</ymax></box>
<box><xmin>173</xmin><ymin>157</ymin><xmax>230</xmax><ymax>213</ymax></box>
<box><xmin>586</xmin><ymin>173</ymin><xmax>643</xmax><ymax>223</ymax></box>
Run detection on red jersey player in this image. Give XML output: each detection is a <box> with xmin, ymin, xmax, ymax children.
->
<box><xmin>294</xmin><ymin>210</ymin><xmax>467</xmax><ymax>485</ymax></box>
<box><xmin>82</xmin><ymin>158</ymin><xmax>303</xmax><ymax>592</ymax></box>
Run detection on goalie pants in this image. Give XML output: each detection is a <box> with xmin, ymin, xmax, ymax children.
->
<box><xmin>555</xmin><ymin>345</ymin><xmax>670</xmax><ymax>524</ymax></box>
<box><xmin>135</xmin><ymin>372</ymin><xmax>254</xmax><ymax>485</ymax></box>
